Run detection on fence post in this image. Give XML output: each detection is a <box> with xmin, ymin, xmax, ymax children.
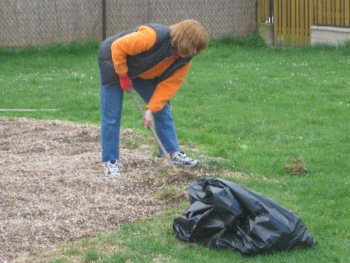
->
<box><xmin>102</xmin><ymin>0</ymin><xmax>107</xmax><ymax>40</ymax></box>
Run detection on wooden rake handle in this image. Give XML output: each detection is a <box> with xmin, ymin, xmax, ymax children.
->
<box><xmin>129</xmin><ymin>89</ymin><xmax>177</xmax><ymax>171</ymax></box>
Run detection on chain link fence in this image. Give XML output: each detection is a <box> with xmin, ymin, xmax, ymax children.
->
<box><xmin>0</xmin><ymin>0</ymin><xmax>257</xmax><ymax>48</ymax></box>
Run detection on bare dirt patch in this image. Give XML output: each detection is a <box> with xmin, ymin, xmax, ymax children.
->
<box><xmin>0</xmin><ymin>117</ymin><xmax>219</xmax><ymax>262</ymax></box>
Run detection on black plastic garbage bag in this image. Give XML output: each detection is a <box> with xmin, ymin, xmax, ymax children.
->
<box><xmin>173</xmin><ymin>177</ymin><xmax>316</xmax><ymax>255</ymax></box>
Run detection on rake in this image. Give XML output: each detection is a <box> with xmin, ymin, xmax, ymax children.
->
<box><xmin>129</xmin><ymin>89</ymin><xmax>179</xmax><ymax>174</ymax></box>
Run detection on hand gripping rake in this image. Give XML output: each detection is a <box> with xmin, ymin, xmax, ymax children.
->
<box><xmin>129</xmin><ymin>89</ymin><xmax>179</xmax><ymax>174</ymax></box>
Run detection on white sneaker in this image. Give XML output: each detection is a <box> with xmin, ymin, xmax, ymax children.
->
<box><xmin>171</xmin><ymin>152</ymin><xmax>198</xmax><ymax>167</ymax></box>
<box><xmin>103</xmin><ymin>161</ymin><xmax>121</xmax><ymax>177</ymax></box>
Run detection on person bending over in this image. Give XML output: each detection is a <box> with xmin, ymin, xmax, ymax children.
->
<box><xmin>98</xmin><ymin>19</ymin><xmax>209</xmax><ymax>177</ymax></box>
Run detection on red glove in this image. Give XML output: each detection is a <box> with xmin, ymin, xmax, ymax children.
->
<box><xmin>119</xmin><ymin>74</ymin><xmax>132</xmax><ymax>92</ymax></box>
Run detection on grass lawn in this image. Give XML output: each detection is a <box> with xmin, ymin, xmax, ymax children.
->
<box><xmin>1</xmin><ymin>38</ymin><xmax>349</xmax><ymax>262</ymax></box>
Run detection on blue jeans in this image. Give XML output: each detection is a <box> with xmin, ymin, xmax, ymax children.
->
<box><xmin>99</xmin><ymin>74</ymin><xmax>180</xmax><ymax>162</ymax></box>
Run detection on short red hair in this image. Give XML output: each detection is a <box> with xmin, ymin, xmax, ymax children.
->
<box><xmin>170</xmin><ymin>19</ymin><xmax>209</xmax><ymax>57</ymax></box>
